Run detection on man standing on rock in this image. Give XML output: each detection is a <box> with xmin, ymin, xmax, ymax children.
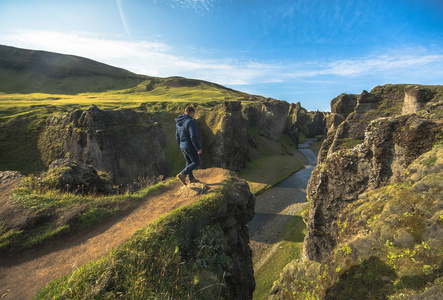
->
<box><xmin>175</xmin><ymin>106</ymin><xmax>202</xmax><ymax>185</ymax></box>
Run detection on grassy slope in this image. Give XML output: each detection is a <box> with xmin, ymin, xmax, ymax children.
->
<box><xmin>253</xmin><ymin>212</ymin><xmax>307</xmax><ymax>300</ymax></box>
<box><xmin>0</xmin><ymin>171</ymin><xmax>175</xmax><ymax>256</ymax></box>
<box><xmin>238</xmin><ymin>128</ymin><xmax>308</xmax><ymax>195</ymax></box>
<box><xmin>0</xmin><ymin>44</ymin><xmax>146</xmax><ymax>94</ymax></box>
<box><xmin>35</xmin><ymin>174</ymin><xmax>248</xmax><ymax>299</ymax></box>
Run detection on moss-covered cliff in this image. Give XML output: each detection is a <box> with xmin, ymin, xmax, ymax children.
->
<box><xmin>35</xmin><ymin>169</ymin><xmax>256</xmax><ymax>299</ymax></box>
<box><xmin>270</xmin><ymin>84</ymin><xmax>443</xmax><ymax>299</ymax></box>
<box><xmin>1</xmin><ymin>96</ymin><xmax>325</xmax><ymax>187</ymax></box>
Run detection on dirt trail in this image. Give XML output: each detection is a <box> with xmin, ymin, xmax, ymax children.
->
<box><xmin>0</xmin><ymin>168</ymin><xmax>228</xmax><ymax>300</ymax></box>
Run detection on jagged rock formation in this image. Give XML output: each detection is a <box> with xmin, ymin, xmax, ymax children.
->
<box><xmin>197</xmin><ymin>101</ymin><xmax>250</xmax><ymax>170</ymax></box>
<box><xmin>36</xmin><ymin>100</ymin><xmax>326</xmax><ymax>184</ymax></box>
<box><xmin>270</xmin><ymin>84</ymin><xmax>443</xmax><ymax>299</ymax></box>
<box><xmin>38</xmin><ymin>105</ymin><xmax>169</xmax><ymax>185</ymax></box>
<box><xmin>318</xmin><ymin>85</ymin><xmax>435</xmax><ymax>163</ymax></box>
<box><xmin>303</xmin><ymin>113</ymin><xmax>441</xmax><ymax>262</ymax></box>
<box><xmin>305</xmin><ymin>84</ymin><xmax>442</xmax><ymax>262</ymax></box>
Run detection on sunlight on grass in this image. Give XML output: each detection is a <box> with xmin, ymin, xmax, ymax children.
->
<box><xmin>253</xmin><ymin>212</ymin><xmax>307</xmax><ymax>300</ymax></box>
<box><xmin>238</xmin><ymin>154</ymin><xmax>306</xmax><ymax>194</ymax></box>
<box><xmin>0</xmin><ymin>80</ymin><xmax>249</xmax><ymax>119</ymax></box>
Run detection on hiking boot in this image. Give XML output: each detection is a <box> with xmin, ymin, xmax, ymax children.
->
<box><xmin>189</xmin><ymin>178</ymin><xmax>200</xmax><ymax>183</ymax></box>
<box><xmin>177</xmin><ymin>173</ymin><xmax>187</xmax><ymax>186</ymax></box>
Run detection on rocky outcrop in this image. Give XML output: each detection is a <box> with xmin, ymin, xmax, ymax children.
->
<box><xmin>35</xmin><ymin>100</ymin><xmax>326</xmax><ymax>184</ymax></box>
<box><xmin>303</xmin><ymin>113</ymin><xmax>442</xmax><ymax>262</ymax></box>
<box><xmin>402</xmin><ymin>85</ymin><xmax>435</xmax><ymax>114</ymax></box>
<box><xmin>330</xmin><ymin>93</ymin><xmax>357</xmax><ymax>118</ymax></box>
<box><xmin>43</xmin><ymin>159</ymin><xmax>112</xmax><ymax>194</ymax></box>
<box><xmin>38</xmin><ymin>105</ymin><xmax>169</xmax><ymax>185</ymax></box>
<box><xmin>318</xmin><ymin>84</ymin><xmax>438</xmax><ymax>163</ymax></box>
<box><xmin>270</xmin><ymin>84</ymin><xmax>443</xmax><ymax>299</ymax></box>
<box><xmin>308</xmin><ymin>111</ymin><xmax>327</xmax><ymax>137</ymax></box>
<box><xmin>197</xmin><ymin>101</ymin><xmax>250</xmax><ymax>171</ymax></box>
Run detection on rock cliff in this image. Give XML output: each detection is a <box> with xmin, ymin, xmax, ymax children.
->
<box><xmin>270</xmin><ymin>84</ymin><xmax>443</xmax><ymax>299</ymax></box>
<box><xmin>303</xmin><ymin>113</ymin><xmax>441</xmax><ymax>262</ymax></box>
<box><xmin>36</xmin><ymin>100</ymin><xmax>326</xmax><ymax>185</ymax></box>
<box><xmin>318</xmin><ymin>85</ymin><xmax>437</xmax><ymax>163</ymax></box>
<box><xmin>38</xmin><ymin>105</ymin><xmax>169</xmax><ymax>185</ymax></box>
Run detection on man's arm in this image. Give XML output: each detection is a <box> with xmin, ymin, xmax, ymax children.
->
<box><xmin>176</xmin><ymin>128</ymin><xmax>180</xmax><ymax>145</ymax></box>
<box><xmin>188</xmin><ymin>119</ymin><xmax>202</xmax><ymax>153</ymax></box>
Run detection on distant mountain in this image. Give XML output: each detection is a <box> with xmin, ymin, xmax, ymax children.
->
<box><xmin>0</xmin><ymin>44</ymin><xmax>147</xmax><ymax>94</ymax></box>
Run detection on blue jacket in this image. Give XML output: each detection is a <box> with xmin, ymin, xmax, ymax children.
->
<box><xmin>175</xmin><ymin>114</ymin><xmax>201</xmax><ymax>151</ymax></box>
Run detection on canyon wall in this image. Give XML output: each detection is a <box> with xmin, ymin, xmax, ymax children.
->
<box><xmin>37</xmin><ymin>99</ymin><xmax>326</xmax><ymax>185</ymax></box>
<box><xmin>270</xmin><ymin>84</ymin><xmax>443</xmax><ymax>299</ymax></box>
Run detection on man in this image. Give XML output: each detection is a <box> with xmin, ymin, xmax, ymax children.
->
<box><xmin>175</xmin><ymin>106</ymin><xmax>202</xmax><ymax>185</ymax></box>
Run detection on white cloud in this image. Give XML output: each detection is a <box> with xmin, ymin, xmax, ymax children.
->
<box><xmin>323</xmin><ymin>53</ymin><xmax>443</xmax><ymax>77</ymax></box>
<box><xmin>1</xmin><ymin>30</ymin><xmax>442</xmax><ymax>88</ymax></box>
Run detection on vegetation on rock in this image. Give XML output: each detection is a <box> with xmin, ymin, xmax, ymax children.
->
<box><xmin>270</xmin><ymin>85</ymin><xmax>443</xmax><ymax>299</ymax></box>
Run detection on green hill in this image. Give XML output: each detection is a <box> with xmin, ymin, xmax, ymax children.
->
<box><xmin>0</xmin><ymin>44</ymin><xmax>147</xmax><ymax>94</ymax></box>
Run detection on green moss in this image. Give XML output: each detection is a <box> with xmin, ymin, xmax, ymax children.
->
<box><xmin>325</xmin><ymin>256</ymin><xmax>397</xmax><ymax>299</ymax></box>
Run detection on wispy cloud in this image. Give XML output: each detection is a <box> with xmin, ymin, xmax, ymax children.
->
<box><xmin>170</xmin><ymin>0</ymin><xmax>216</xmax><ymax>13</ymax></box>
<box><xmin>1</xmin><ymin>30</ymin><xmax>442</xmax><ymax>87</ymax></box>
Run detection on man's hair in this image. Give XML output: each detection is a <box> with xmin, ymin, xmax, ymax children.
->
<box><xmin>185</xmin><ymin>106</ymin><xmax>195</xmax><ymax>114</ymax></box>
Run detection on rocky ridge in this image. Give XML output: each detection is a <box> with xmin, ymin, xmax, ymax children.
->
<box><xmin>37</xmin><ymin>99</ymin><xmax>326</xmax><ymax>185</ymax></box>
<box><xmin>270</xmin><ymin>84</ymin><xmax>443</xmax><ymax>299</ymax></box>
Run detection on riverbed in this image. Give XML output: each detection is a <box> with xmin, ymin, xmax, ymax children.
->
<box><xmin>248</xmin><ymin>138</ymin><xmax>318</xmax><ymax>260</ymax></box>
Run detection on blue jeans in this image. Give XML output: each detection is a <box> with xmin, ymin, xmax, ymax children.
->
<box><xmin>180</xmin><ymin>148</ymin><xmax>200</xmax><ymax>180</ymax></box>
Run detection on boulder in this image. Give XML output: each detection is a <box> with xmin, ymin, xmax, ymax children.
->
<box><xmin>44</xmin><ymin>159</ymin><xmax>112</xmax><ymax>194</ymax></box>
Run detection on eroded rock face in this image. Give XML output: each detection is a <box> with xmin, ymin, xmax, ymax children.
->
<box><xmin>331</xmin><ymin>93</ymin><xmax>357</xmax><ymax>117</ymax></box>
<box><xmin>402</xmin><ymin>85</ymin><xmax>435</xmax><ymax>114</ymax></box>
<box><xmin>319</xmin><ymin>85</ymin><xmax>437</xmax><ymax>163</ymax></box>
<box><xmin>37</xmin><ymin>100</ymin><xmax>326</xmax><ymax>184</ymax></box>
<box><xmin>39</xmin><ymin>105</ymin><xmax>169</xmax><ymax>185</ymax></box>
<box><xmin>198</xmin><ymin>101</ymin><xmax>250</xmax><ymax>171</ymax></box>
<box><xmin>242</xmin><ymin>99</ymin><xmax>290</xmax><ymax>142</ymax></box>
<box><xmin>303</xmin><ymin>113</ymin><xmax>442</xmax><ymax>262</ymax></box>
<box><xmin>197</xmin><ymin>100</ymin><xmax>327</xmax><ymax>170</ymax></box>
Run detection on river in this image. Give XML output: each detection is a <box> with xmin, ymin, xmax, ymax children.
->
<box><xmin>248</xmin><ymin>138</ymin><xmax>318</xmax><ymax>244</ymax></box>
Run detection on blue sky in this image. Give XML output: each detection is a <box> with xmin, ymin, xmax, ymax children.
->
<box><xmin>0</xmin><ymin>0</ymin><xmax>442</xmax><ymax>111</ymax></box>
